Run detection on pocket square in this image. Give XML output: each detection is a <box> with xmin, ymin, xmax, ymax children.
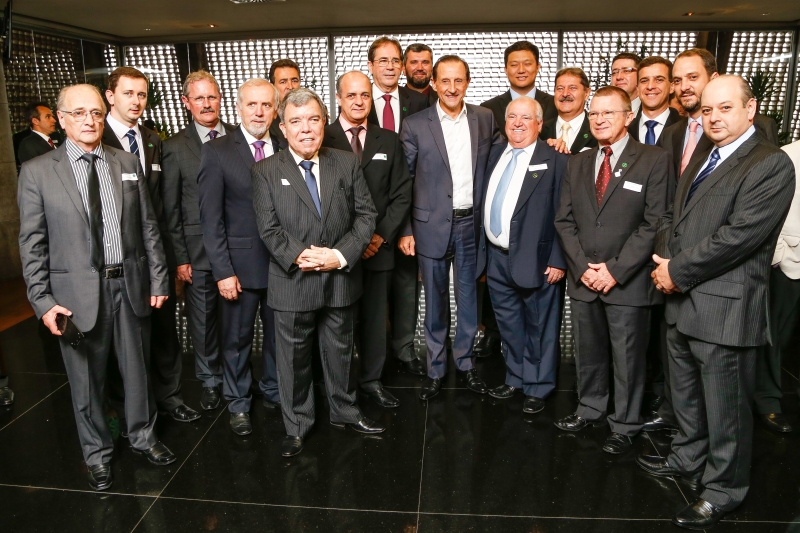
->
<box><xmin>122</xmin><ymin>173</ymin><xmax>138</xmax><ymax>181</ymax></box>
<box><xmin>281</xmin><ymin>179</ymin><xmax>291</xmax><ymax>185</ymax></box>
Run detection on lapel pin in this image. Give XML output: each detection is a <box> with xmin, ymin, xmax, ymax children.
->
<box><xmin>532</xmin><ymin>173</ymin><xmax>539</xmax><ymax>178</ymax></box>
<box><xmin>148</xmin><ymin>143</ymin><xmax>153</xmax><ymax>148</ymax></box>
<box><xmin>621</xmin><ymin>162</ymin><xmax>628</xmax><ymax>168</ymax></box>
<box><xmin>402</xmin><ymin>107</ymin><xmax>407</xmax><ymax>112</ymax></box>
<box><xmin>583</xmin><ymin>133</ymin><xmax>589</xmax><ymax>138</ymax></box>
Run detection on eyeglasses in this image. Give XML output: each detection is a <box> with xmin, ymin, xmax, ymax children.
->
<box><xmin>60</xmin><ymin>109</ymin><xmax>104</xmax><ymax>121</ymax></box>
<box><xmin>187</xmin><ymin>95</ymin><xmax>219</xmax><ymax>104</ymax></box>
<box><xmin>587</xmin><ymin>110</ymin><xmax>630</xmax><ymax>120</ymax></box>
<box><xmin>374</xmin><ymin>58</ymin><xmax>402</xmax><ymax>67</ymax></box>
<box><xmin>611</xmin><ymin>67</ymin><xmax>638</xmax><ymax>76</ymax></box>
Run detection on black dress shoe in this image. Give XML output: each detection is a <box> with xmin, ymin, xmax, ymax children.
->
<box><xmin>87</xmin><ymin>464</ymin><xmax>113</xmax><ymax>491</ymax></box>
<box><xmin>459</xmin><ymin>369</ymin><xmax>488</xmax><ymax>394</ymax></box>
<box><xmin>672</xmin><ymin>499</ymin><xmax>726</xmax><ymax>530</ymax></box>
<box><xmin>554</xmin><ymin>413</ymin><xmax>606</xmax><ymax>432</ymax></box>
<box><xmin>367</xmin><ymin>387</ymin><xmax>400</xmax><ymax>408</ymax></box>
<box><xmin>474</xmin><ymin>335</ymin><xmax>501</xmax><ymax>358</ymax></box>
<box><xmin>602</xmin><ymin>432</ymin><xmax>632</xmax><ymax>454</ymax></box>
<box><xmin>523</xmin><ymin>396</ymin><xmax>545</xmax><ymax>414</ymax></box>
<box><xmin>200</xmin><ymin>386</ymin><xmax>221</xmax><ymax>410</ymax></box>
<box><xmin>648</xmin><ymin>395</ymin><xmax>665</xmax><ymax>414</ymax></box>
<box><xmin>164</xmin><ymin>404</ymin><xmax>201</xmax><ymax>422</ymax></box>
<box><xmin>419</xmin><ymin>378</ymin><xmax>442</xmax><ymax>400</ymax></box>
<box><xmin>281</xmin><ymin>436</ymin><xmax>304</xmax><ymax>457</ymax></box>
<box><xmin>403</xmin><ymin>357</ymin><xmax>427</xmax><ymax>376</ymax></box>
<box><xmin>263</xmin><ymin>397</ymin><xmax>281</xmax><ymax>410</ymax></box>
<box><xmin>0</xmin><ymin>387</ymin><xmax>14</xmax><ymax>406</ymax></box>
<box><xmin>636</xmin><ymin>454</ymin><xmax>701</xmax><ymax>491</ymax></box>
<box><xmin>132</xmin><ymin>442</ymin><xmax>176</xmax><ymax>466</ymax></box>
<box><xmin>643</xmin><ymin>414</ymin><xmax>678</xmax><ymax>432</ymax></box>
<box><xmin>489</xmin><ymin>384</ymin><xmax>516</xmax><ymax>399</ymax></box>
<box><xmin>760</xmin><ymin>413</ymin><xmax>793</xmax><ymax>433</ymax></box>
<box><xmin>229</xmin><ymin>412</ymin><xmax>252</xmax><ymax>435</ymax></box>
<box><xmin>331</xmin><ymin>416</ymin><xmax>386</xmax><ymax>435</ymax></box>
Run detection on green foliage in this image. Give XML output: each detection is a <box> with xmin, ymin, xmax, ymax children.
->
<box><xmin>589</xmin><ymin>38</ymin><xmax>650</xmax><ymax>90</ymax></box>
<box><xmin>146</xmin><ymin>79</ymin><xmax>164</xmax><ymax>111</ymax></box>
<box><xmin>747</xmin><ymin>70</ymin><xmax>791</xmax><ymax>146</ymax></box>
<box><xmin>150</xmin><ymin>121</ymin><xmax>174</xmax><ymax>141</ymax></box>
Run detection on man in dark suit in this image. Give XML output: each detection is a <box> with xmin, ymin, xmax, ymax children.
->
<box><xmin>628</xmin><ymin>56</ymin><xmax>681</xmax><ymax>145</ymax></box>
<box><xmin>198</xmin><ymin>78</ymin><xmax>284</xmax><ymax>436</ymax></box>
<box><xmin>542</xmin><ymin>67</ymin><xmax>597</xmax><ymax>154</ymax></box>
<box><xmin>17</xmin><ymin>101</ymin><xmax>58</xmax><ymax>165</ymax></box>
<box><xmin>19</xmin><ymin>84</ymin><xmax>177</xmax><ymax>491</ymax></box>
<box><xmin>102</xmin><ymin>67</ymin><xmax>201</xmax><ymax>428</ymax></box>
<box><xmin>403</xmin><ymin>43</ymin><xmax>438</xmax><ymax>107</ymax></box>
<box><xmin>322</xmin><ymin>71</ymin><xmax>412</xmax><ymax>407</ymax></box>
<box><xmin>162</xmin><ymin>70</ymin><xmax>234</xmax><ymax>411</ymax></box>
<box><xmin>400</xmin><ymin>55</ymin><xmax>502</xmax><ymax>400</ymax></box>
<box><xmin>554</xmin><ymin>86</ymin><xmax>672</xmax><ymax>455</ymax></box>
<box><xmin>640</xmin><ymin>75</ymin><xmax>795</xmax><ymax>529</ymax></box>
<box><xmin>268</xmin><ymin>59</ymin><xmax>301</xmax><ymax>144</ymax></box>
<box><xmin>252</xmin><ymin>88</ymin><xmax>383</xmax><ymax>457</ymax></box>
<box><xmin>479</xmin><ymin>96</ymin><xmax>569</xmax><ymax>413</ymax></box>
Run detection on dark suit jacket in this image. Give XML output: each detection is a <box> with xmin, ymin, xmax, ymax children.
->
<box><xmin>540</xmin><ymin>112</ymin><xmax>598</xmax><ymax>153</ymax></box>
<box><xmin>655</xmin><ymin>133</ymin><xmax>795</xmax><ymax>347</ymax></box>
<box><xmin>368</xmin><ymin>85</ymin><xmax>428</xmax><ymax>132</ymax></box>
<box><xmin>269</xmin><ymin>120</ymin><xmax>287</xmax><ymax>148</ymax></box>
<box><xmin>17</xmin><ymin>133</ymin><xmax>56</xmax><ymax>165</ymax></box>
<box><xmin>627</xmin><ymin>107</ymin><xmax>682</xmax><ymax>143</ymax></box>
<box><xmin>407</xmin><ymin>85</ymin><xmax>438</xmax><ymax>108</ymax></box>
<box><xmin>18</xmin><ymin>143</ymin><xmax>168</xmax><ymax>332</ymax></box>
<box><xmin>555</xmin><ymin>137</ymin><xmax>673</xmax><ymax>306</ymax></box>
<box><xmin>481</xmin><ymin>89</ymin><xmax>558</xmax><ymax>137</ymax></box>
<box><xmin>161</xmin><ymin>121</ymin><xmax>235</xmax><ymax>271</ymax></box>
<box><xmin>477</xmin><ymin>141</ymin><xmax>570</xmax><ymax>288</ymax></box>
<box><xmin>400</xmin><ymin>103</ymin><xmax>503</xmax><ymax>261</ymax></box>
<box><xmin>322</xmin><ymin>120</ymin><xmax>412</xmax><ymax>271</ymax></box>
<box><xmin>251</xmin><ymin>148</ymin><xmax>377</xmax><ymax>312</ymax></box>
<box><xmin>197</xmin><ymin>126</ymin><xmax>285</xmax><ymax>289</ymax></box>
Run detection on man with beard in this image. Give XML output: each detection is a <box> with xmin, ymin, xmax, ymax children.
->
<box><xmin>542</xmin><ymin>67</ymin><xmax>597</xmax><ymax>154</ymax></box>
<box><xmin>611</xmin><ymin>53</ymin><xmax>642</xmax><ymax>115</ymax></box>
<box><xmin>628</xmin><ymin>56</ymin><xmax>681</xmax><ymax>145</ymax></box>
<box><xmin>404</xmin><ymin>43</ymin><xmax>438</xmax><ymax>107</ymax></box>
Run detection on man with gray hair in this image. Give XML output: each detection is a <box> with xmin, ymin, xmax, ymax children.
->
<box><xmin>198</xmin><ymin>78</ymin><xmax>285</xmax><ymax>436</ymax></box>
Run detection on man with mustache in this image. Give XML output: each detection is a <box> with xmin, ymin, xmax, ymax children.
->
<box><xmin>628</xmin><ymin>56</ymin><xmax>681</xmax><ymax>145</ymax></box>
<box><xmin>542</xmin><ymin>67</ymin><xmax>597</xmax><ymax>154</ymax></box>
<box><xmin>404</xmin><ymin>43</ymin><xmax>438</xmax><ymax>107</ymax></box>
<box><xmin>611</xmin><ymin>53</ymin><xmax>642</xmax><ymax>115</ymax></box>
<box><xmin>198</xmin><ymin>78</ymin><xmax>285</xmax><ymax>436</ymax></box>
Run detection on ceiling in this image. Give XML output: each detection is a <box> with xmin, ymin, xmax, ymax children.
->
<box><xmin>12</xmin><ymin>0</ymin><xmax>800</xmax><ymax>44</ymax></box>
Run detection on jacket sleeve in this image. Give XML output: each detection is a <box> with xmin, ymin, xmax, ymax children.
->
<box><xmin>198</xmin><ymin>144</ymin><xmax>235</xmax><ymax>281</ymax></box>
<box><xmin>546</xmin><ymin>153</ymin><xmax>568</xmax><ymax>270</ymax></box>
<box><xmin>374</xmin><ymin>134</ymin><xmax>412</xmax><ymax>245</ymax></box>
<box><xmin>160</xmin><ymin>139</ymin><xmax>190</xmax><ymax>266</ymax></box>
<box><xmin>773</xmin><ymin>145</ymin><xmax>800</xmax><ymax>270</ymax></box>
<box><xmin>136</xmin><ymin>158</ymin><xmax>169</xmax><ymax>296</ymax></box>
<box><xmin>554</xmin><ymin>158</ymin><xmax>591</xmax><ymax>279</ymax></box>
<box><xmin>400</xmin><ymin>121</ymin><xmax>419</xmax><ymax>237</ymax></box>
<box><xmin>331</xmin><ymin>159</ymin><xmax>378</xmax><ymax>269</ymax></box>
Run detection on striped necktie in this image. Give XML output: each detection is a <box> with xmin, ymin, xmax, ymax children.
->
<box><xmin>125</xmin><ymin>129</ymin><xmax>139</xmax><ymax>157</ymax></box>
<box><xmin>685</xmin><ymin>148</ymin><xmax>720</xmax><ymax>205</ymax></box>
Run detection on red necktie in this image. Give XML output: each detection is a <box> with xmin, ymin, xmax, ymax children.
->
<box><xmin>381</xmin><ymin>94</ymin><xmax>395</xmax><ymax>132</ymax></box>
<box><xmin>47</xmin><ymin>138</ymin><xmax>55</xmax><ymax>149</ymax></box>
<box><xmin>596</xmin><ymin>146</ymin><xmax>613</xmax><ymax>206</ymax></box>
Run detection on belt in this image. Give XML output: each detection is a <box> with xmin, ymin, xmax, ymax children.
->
<box><xmin>102</xmin><ymin>264</ymin><xmax>124</xmax><ymax>279</ymax></box>
<box><xmin>453</xmin><ymin>207</ymin><xmax>473</xmax><ymax>218</ymax></box>
<box><xmin>488</xmin><ymin>241</ymin><xmax>509</xmax><ymax>254</ymax></box>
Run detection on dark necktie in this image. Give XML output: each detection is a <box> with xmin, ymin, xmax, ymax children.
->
<box><xmin>595</xmin><ymin>146</ymin><xmax>613</xmax><ymax>206</ymax></box>
<box><xmin>381</xmin><ymin>94</ymin><xmax>395</xmax><ymax>132</ymax></box>
<box><xmin>299</xmin><ymin>160</ymin><xmax>322</xmax><ymax>216</ymax></box>
<box><xmin>81</xmin><ymin>153</ymin><xmax>105</xmax><ymax>271</ymax></box>
<box><xmin>644</xmin><ymin>120</ymin><xmax>658</xmax><ymax>145</ymax></box>
<box><xmin>208</xmin><ymin>129</ymin><xmax>219</xmax><ymax>141</ymax></box>
<box><xmin>348</xmin><ymin>126</ymin><xmax>365</xmax><ymax>161</ymax></box>
<box><xmin>253</xmin><ymin>140</ymin><xmax>266</xmax><ymax>162</ymax></box>
<box><xmin>125</xmin><ymin>129</ymin><xmax>139</xmax><ymax>157</ymax></box>
<box><xmin>685</xmin><ymin>149</ymin><xmax>720</xmax><ymax>205</ymax></box>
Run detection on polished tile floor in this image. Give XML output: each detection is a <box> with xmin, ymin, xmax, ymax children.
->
<box><xmin>1</xmin><ymin>316</ymin><xmax>799</xmax><ymax>532</ymax></box>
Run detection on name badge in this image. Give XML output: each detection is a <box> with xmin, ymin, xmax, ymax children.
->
<box><xmin>373</xmin><ymin>153</ymin><xmax>387</xmax><ymax>160</ymax></box>
<box><xmin>152</xmin><ymin>163</ymin><xmax>161</xmax><ymax>171</ymax></box>
<box><xmin>528</xmin><ymin>164</ymin><xmax>547</xmax><ymax>172</ymax></box>
<box><xmin>623</xmin><ymin>181</ymin><xmax>642</xmax><ymax>192</ymax></box>
<box><xmin>281</xmin><ymin>179</ymin><xmax>291</xmax><ymax>186</ymax></box>
<box><xmin>122</xmin><ymin>173</ymin><xmax>138</xmax><ymax>181</ymax></box>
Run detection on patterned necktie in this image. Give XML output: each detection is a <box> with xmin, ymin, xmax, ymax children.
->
<box><xmin>561</xmin><ymin>122</ymin><xmax>571</xmax><ymax>145</ymax></box>
<box><xmin>680</xmin><ymin>120</ymin><xmax>700</xmax><ymax>176</ymax></box>
<box><xmin>644</xmin><ymin>120</ymin><xmax>658</xmax><ymax>145</ymax></box>
<box><xmin>253</xmin><ymin>140</ymin><xmax>266</xmax><ymax>162</ymax></box>
<box><xmin>299</xmin><ymin>160</ymin><xmax>322</xmax><ymax>216</ymax></box>
<box><xmin>489</xmin><ymin>148</ymin><xmax>524</xmax><ymax>237</ymax></box>
<box><xmin>685</xmin><ymin>149</ymin><xmax>720</xmax><ymax>205</ymax></box>
<box><xmin>81</xmin><ymin>153</ymin><xmax>105</xmax><ymax>271</ymax></box>
<box><xmin>208</xmin><ymin>130</ymin><xmax>219</xmax><ymax>141</ymax></box>
<box><xmin>595</xmin><ymin>146</ymin><xmax>613</xmax><ymax>206</ymax></box>
<box><xmin>381</xmin><ymin>94</ymin><xmax>395</xmax><ymax>132</ymax></box>
<box><xmin>125</xmin><ymin>129</ymin><xmax>139</xmax><ymax>157</ymax></box>
<box><xmin>348</xmin><ymin>126</ymin><xmax>365</xmax><ymax>161</ymax></box>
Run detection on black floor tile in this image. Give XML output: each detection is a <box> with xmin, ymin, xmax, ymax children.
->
<box><xmin>0</xmin><ymin>372</ymin><xmax>68</xmax><ymax>430</ymax></box>
<box><xmin>0</xmin><ymin>317</ymin><xmax>65</xmax><ymax>375</ymax></box>
<box><xmin>417</xmin><ymin>514</ymin><xmax>679</xmax><ymax>533</ymax></box>
<box><xmin>136</xmin><ymin>497</ymin><xmax>416</xmax><ymax>533</ymax></box>
<box><xmin>1</xmin><ymin>485</ymin><xmax>153</xmax><ymax>533</ymax></box>
<box><xmin>162</xmin><ymin>387</ymin><xmax>425</xmax><ymax>512</ymax></box>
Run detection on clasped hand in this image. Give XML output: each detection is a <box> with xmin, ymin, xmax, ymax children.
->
<box><xmin>581</xmin><ymin>262</ymin><xmax>617</xmax><ymax>294</ymax></box>
<box><xmin>296</xmin><ymin>245</ymin><xmax>341</xmax><ymax>272</ymax></box>
<box><xmin>651</xmin><ymin>254</ymin><xmax>680</xmax><ymax>294</ymax></box>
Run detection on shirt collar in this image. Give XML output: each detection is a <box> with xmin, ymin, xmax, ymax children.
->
<box><xmin>32</xmin><ymin>130</ymin><xmax>51</xmax><ymax>142</ymax></box>
<box><xmin>195</xmin><ymin>120</ymin><xmax>224</xmax><ymax>141</ymax></box>
<box><xmin>288</xmin><ymin>146</ymin><xmax>320</xmax><ymax>168</ymax></box>
<box><xmin>557</xmin><ymin>112</ymin><xmax>586</xmax><ymax>130</ymax></box>
<box><xmin>599</xmin><ymin>134</ymin><xmax>629</xmax><ymax>157</ymax></box>
<box><xmin>437</xmin><ymin>100</ymin><xmax>467</xmax><ymax>122</ymax></box>
<box><xmin>373</xmin><ymin>84</ymin><xmax>399</xmax><ymax>101</ymax></box>
<box><xmin>716</xmin><ymin>125</ymin><xmax>756</xmax><ymax>160</ymax></box>
<box><xmin>688</xmin><ymin>115</ymin><xmax>704</xmax><ymax>131</ymax></box>
<box><xmin>339</xmin><ymin>114</ymin><xmax>368</xmax><ymax>132</ymax></box>
<box><xmin>503</xmin><ymin>140</ymin><xmax>537</xmax><ymax>159</ymax></box>
<box><xmin>240</xmin><ymin>124</ymin><xmax>271</xmax><ymax>147</ymax></box>
<box><xmin>106</xmin><ymin>112</ymin><xmax>138</xmax><ymax>140</ymax></box>
<box><xmin>642</xmin><ymin>107</ymin><xmax>671</xmax><ymax>126</ymax></box>
<box><xmin>510</xmin><ymin>87</ymin><xmax>537</xmax><ymax>101</ymax></box>
<box><xmin>65</xmin><ymin>138</ymin><xmax>105</xmax><ymax>162</ymax></box>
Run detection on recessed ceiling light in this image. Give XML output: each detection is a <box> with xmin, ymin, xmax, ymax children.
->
<box><xmin>683</xmin><ymin>12</ymin><xmax>694</xmax><ymax>16</ymax></box>
<box><xmin>762</xmin><ymin>12</ymin><xmax>770</xmax><ymax>15</ymax></box>
<box><xmin>209</xmin><ymin>24</ymin><xmax>217</xmax><ymax>28</ymax></box>
<box><xmin>144</xmin><ymin>28</ymin><xmax>151</xmax><ymax>31</ymax></box>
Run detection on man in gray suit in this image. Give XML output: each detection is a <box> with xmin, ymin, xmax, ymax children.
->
<box><xmin>162</xmin><ymin>70</ymin><xmax>234</xmax><ymax>411</ymax></box>
<box><xmin>639</xmin><ymin>76</ymin><xmax>795</xmax><ymax>530</ymax></box>
<box><xmin>18</xmin><ymin>84</ymin><xmax>177</xmax><ymax>492</ymax></box>
<box><xmin>554</xmin><ymin>85</ymin><xmax>672</xmax><ymax>455</ymax></box>
<box><xmin>252</xmin><ymin>88</ymin><xmax>383</xmax><ymax>458</ymax></box>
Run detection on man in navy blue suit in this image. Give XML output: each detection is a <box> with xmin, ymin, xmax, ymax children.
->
<box><xmin>198</xmin><ymin>78</ymin><xmax>285</xmax><ymax>436</ymax></box>
<box><xmin>478</xmin><ymin>96</ymin><xmax>569</xmax><ymax>414</ymax></box>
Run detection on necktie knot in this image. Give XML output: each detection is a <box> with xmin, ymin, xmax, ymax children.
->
<box><xmin>511</xmin><ymin>148</ymin><xmax>524</xmax><ymax>159</ymax></box>
<box><xmin>561</xmin><ymin>122</ymin><xmax>571</xmax><ymax>139</ymax></box>
<box><xmin>382</xmin><ymin>94</ymin><xmax>392</xmax><ymax>103</ymax></box>
<box><xmin>81</xmin><ymin>152</ymin><xmax>99</xmax><ymax>164</ymax></box>
<box><xmin>208</xmin><ymin>130</ymin><xmax>219</xmax><ymax>140</ymax></box>
<box><xmin>299</xmin><ymin>160</ymin><xmax>315</xmax><ymax>171</ymax></box>
<box><xmin>348</xmin><ymin>126</ymin><xmax>365</xmax><ymax>138</ymax></box>
<box><xmin>644</xmin><ymin>120</ymin><xmax>659</xmax><ymax>145</ymax></box>
<box><xmin>708</xmin><ymin>148</ymin><xmax>720</xmax><ymax>163</ymax></box>
<box><xmin>253</xmin><ymin>140</ymin><xmax>266</xmax><ymax>150</ymax></box>
<box><xmin>126</xmin><ymin>129</ymin><xmax>136</xmax><ymax>140</ymax></box>
<box><xmin>689</xmin><ymin>120</ymin><xmax>700</xmax><ymax>133</ymax></box>
<box><xmin>601</xmin><ymin>146</ymin><xmax>613</xmax><ymax>157</ymax></box>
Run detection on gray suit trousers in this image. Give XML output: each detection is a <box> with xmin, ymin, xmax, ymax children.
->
<box><xmin>666</xmin><ymin>325</ymin><xmax>756</xmax><ymax>511</ymax></box>
<box><xmin>275</xmin><ymin>304</ymin><xmax>361</xmax><ymax>438</ymax></box>
<box><xmin>184</xmin><ymin>269</ymin><xmax>222</xmax><ymax>388</ymax></box>
<box><xmin>62</xmin><ymin>277</ymin><xmax>158</xmax><ymax>466</ymax></box>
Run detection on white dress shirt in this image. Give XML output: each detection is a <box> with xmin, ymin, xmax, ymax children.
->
<box><xmin>630</xmin><ymin>96</ymin><xmax>641</xmax><ymax>115</ymax></box>
<box><xmin>638</xmin><ymin>107</ymin><xmax>672</xmax><ymax>144</ymax></box>
<box><xmin>32</xmin><ymin>129</ymin><xmax>53</xmax><ymax>144</ymax></box>
<box><xmin>339</xmin><ymin>115</ymin><xmax>368</xmax><ymax>147</ymax></box>
<box><xmin>106</xmin><ymin>112</ymin><xmax>146</xmax><ymax>171</ymax></box>
<box><xmin>682</xmin><ymin>116</ymin><xmax>705</xmax><ymax>153</ymax></box>
<box><xmin>437</xmin><ymin>101</ymin><xmax>474</xmax><ymax>209</ymax></box>
<box><xmin>240</xmin><ymin>124</ymin><xmax>274</xmax><ymax>159</ymax></box>
<box><xmin>555</xmin><ymin>112</ymin><xmax>587</xmax><ymax>150</ymax></box>
<box><xmin>372</xmin><ymin>84</ymin><xmax>400</xmax><ymax>133</ymax></box>
<box><xmin>697</xmin><ymin>125</ymin><xmax>755</xmax><ymax>171</ymax></box>
<box><xmin>510</xmin><ymin>87</ymin><xmax>537</xmax><ymax>101</ymax></box>
<box><xmin>484</xmin><ymin>141</ymin><xmax>536</xmax><ymax>248</ymax></box>
<box><xmin>288</xmin><ymin>147</ymin><xmax>347</xmax><ymax>269</ymax></box>
<box><xmin>595</xmin><ymin>134</ymin><xmax>630</xmax><ymax>180</ymax></box>
<box><xmin>195</xmin><ymin>121</ymin><xmax>227</xmax><ymax>144</ymax></box>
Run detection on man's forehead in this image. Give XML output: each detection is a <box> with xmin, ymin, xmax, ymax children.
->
<box><xmin>115</xmin><ymin>76</ymin><xmax>148</xmax><ymax>90</ymax></box>
<box><xmin>285</xmin><ymin>102</ymin><xmax>322</xmax><ymax>119</ymax></box>
<box><xmin>63</xmin><ymin>89</ymin><xmax>103</xmax><ymax>109</ymax></box>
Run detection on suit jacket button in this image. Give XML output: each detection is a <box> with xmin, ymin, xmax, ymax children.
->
<box><xmin>673</xmin><ymin>231</ymin><xmax>679</xmax><ymax>237</ymax></box>
<box><xmin>447</xmin><ymin>194</ymin><xmax>452</xmax><ymax>198</ymax></box>
<box><xmin>596</xmin><ymin>222</ymin><xmax>602</xmax><ymax>228</ymax></box>
<box><xmin>91</xmin><ymin>268</ymin><xmax>96</xmax><ymax>273</ymax></box>
<box><xmin>446</xmin><ymin>218</ymin><xmax>450</xmax><ymax>222</ymax></box>
<box><xmin>321</xmin><ymin>241</ymin><xmax>328</xmax><ymax>246</ymax></box>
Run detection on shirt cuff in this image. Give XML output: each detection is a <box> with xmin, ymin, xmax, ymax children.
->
<box><xmin>332</xmin><ymin>249</ymin><xmax>347</xmax><ymax>269</ymax></box>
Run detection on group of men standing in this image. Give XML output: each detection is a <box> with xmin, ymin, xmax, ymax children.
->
<box><xmin>14</xmin><ymin>36</ymin><xmax>799</xmax><ymax>531</ymax></box>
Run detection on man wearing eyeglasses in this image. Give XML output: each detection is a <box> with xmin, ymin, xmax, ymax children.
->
<box><xmin>554</xmin><ymin>86</ymin><xmax>672</xmax><ymax>455</ymax></box>
<box><xmin>611</xmin><ymin>53</ymin><xmax>642</xmax><ymax>115</ymax></box>
<box><xmin>19</xmin><ymin>84</ymin><xmax>176</xmax><ymax>490</ymax></box>
<box><xmin>367</xmin><ymin>36</ymin><xmax>427</xmax><ymax>134</ymax></box>
<box><xmin>162</xmin><ymin>70</ymin><xmax>235</xmax><ymax>412</ymax></box>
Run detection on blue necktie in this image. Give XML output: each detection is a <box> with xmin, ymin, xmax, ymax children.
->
<box><xmin>685</xmin><ymin>149</ymin><xmax>720</xmax><ymax>205</ymax></box>
<box><xmin>490</xmin><ymin>148</ymin><xmax>524</xmax><ymax>237</ymax></box>
<box><xmin>299</xmin><ymin>160</ymin><xmax>322</xmax><ymax>216</ymax></box>
<box><xmin>644</xmin><ymin>120</ymin><xmax>658</xmax><ymax>146</ymax></box>
<box><xmin>126</xmin><ymin>129</ymin><xmax>140</xmax><ymax>157</ymax></box>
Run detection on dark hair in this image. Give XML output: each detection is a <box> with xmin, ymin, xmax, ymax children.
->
<box><xmin>268</xmin><ymin>59</ymin><xmax>301</xmax><ymax>84</ymax></box>
<box><xmin>403</xmin><ymin>43</ymin><xmax>433</xmax><ymax>64</ymax></box>
<box><xmin>638</xmin><ymin>56</ymin><xmax>673</xmax><ymax>80</ymax></box>
<box><xmin>674</xmin><ymin>48</ymin><xmax>718</xmax><ymax>77</ymax></box>
<box><xmin>554</xmin><ymin>67</ymin><xmax>590</xmax><ymax>89</ymax></box>
<box><xmin>432</xmin><ymin>54</ymin><xmax>471</xmax><ymax>81</ymax></box>
<box><xmin>25</xmin><ymin>101</ymin><xmax>51</xmax><ymax>126</ymax></box>
<box><xmin>611</xmin><ymin>52</ymin><xmax>642</xmax><ymax>67</ymax></box>
<box><xmin>594</xmin><ymin>85</ymin><xmax>632</xmax><ymax>111</ymax></box>
<box><xmin>107</xmin><ymin>66</ymin><xmax>148</xmax><ymax>93</ymax></box>
<box><xmin>368</xmin><ymin>36</ymin><xmax>403</xmax><ymax>62</ymax></box>
<box><xmin>504</xmin><ymin>41</ymin><xmax>540</xmax><ymax>66</ymax></box>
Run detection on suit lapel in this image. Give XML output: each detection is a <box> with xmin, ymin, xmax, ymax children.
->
<box><xmin>513</xmin><ymin>143</ymin><xmax>549</xmax><ymax>216</ymax></box>
<box><xmin>319</xmin><ymin>150</ymin><xmax>335</xmax><ymax>223</ymax></box>
<box><xmin>580</xmin><ymin>149</ymin><xmax>600</xmax><ymax>215</ymax></box>
<box><xmin>233</xmin><ymin>127</ymin><xmax>256</xmax><ymax>166</ymax></box>
<box><xmin>102</xmin><ymin>120</ymin><xmax>124</xmax><ymax>151</ymax></box>
<box><xmin>598</xmin><ymin>138</ymin><xmax>639</xmax><ymax>214</ymax></box>
<box><xmin>104</xmin><ymin>147</ymin><xmax>124</xmax><ymax>226</ymax></box>
<box><xmin>571</xmin><ymin>114</ymin><xmax>593</xmax><ymax>152</ymax></box>
<box><xmin>281</xmin><ymin>151</ymin><xmax>320</xmax><ymax>218</ymax></box>
<box><xmin>399</xmin><ymin>88</ymin><xmax>409</xmax><ymax>123</ymax></box>
<box><xmin>142</xmin><ymin>129</ymin><xmax>155</xmax><ymax>178</ymax></box>
<box><xmin>361</xmin><ymin>128</ymin><xmax>382</xmax><ymax>169</ymax></box>
<box><xmin>468</xmin><ymin>106</ymin><xmax>479</xmax><ymax>176</ymax></box>
<box><xmin>427</xmin><ymin>108</ymin><xmax>451</xmax><ymax>174</ymax></box>
<box><xmin>185</xmin><ymin>123</ymin><xmax>202</xmax><ymax>159</ymax></box>
<box><xmin>53</xmin><ymin>148</ymin><xmax>89</xmax><ymax>226</ymax></box>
